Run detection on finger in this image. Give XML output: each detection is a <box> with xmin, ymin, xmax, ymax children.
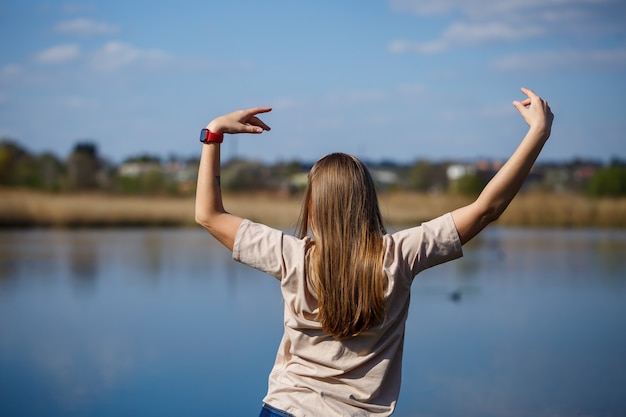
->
<box><xmin>248</xmin><ymin>116</ymin><xmax>271</xmax><ymax>131</ymax></box>
<box><xmin>512</xmin><ymin>97</ymin><xmax>531</xmax><ymax>112</ymax></box>
<box><xmin>241</xmin><ymin>107</ymin><xmax>272</xmax><ymax>119</ymax></box>
<box><xmin>253</xmin><ymin>107</ymin><xmax>272</xmax><ymax>115</ymax></box>
<box><xmin>520</xmin><ymin>87</ymin><xmax>538</xmax><ymax>99</ymax></box>
<box><xmin>512</xmin><ymin>100</ymin><xmax>528</xmax><ymax>114</ymax></box>
<box><xmin>238</xmin><ymin>107</ymin><xmax>272</xmax><ymax>127</ymax></box>
<box><xmin>240</xmin><ymin>124</ymin><xmax>264</xmax><ymax>134</ymax></box>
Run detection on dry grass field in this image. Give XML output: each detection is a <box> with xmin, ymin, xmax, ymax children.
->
<box><xmin>1</xmin><ymin>188</ymin><xmax>624</xmax><ymax>229</ymax></box>
<box><xmin>379</xmin><ymin>192</ymin><xmax>626</xmax><ymax>228</ymax></box>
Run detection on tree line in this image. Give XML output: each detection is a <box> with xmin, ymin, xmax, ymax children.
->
<box><xmin>0</xmin><ymin>139</ymin><xmax>195</xmax><ymax>195</ymax></box>
<box><xmin>1</xmin><ymin>138</ymin><xmax>625</xmax><ymax>197</ymax></box>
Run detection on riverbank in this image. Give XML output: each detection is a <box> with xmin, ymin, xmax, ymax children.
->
<box><xmin>1</xmin><ymin>189</ymin><xmax>624</xmax><ymax>229</ymax></box>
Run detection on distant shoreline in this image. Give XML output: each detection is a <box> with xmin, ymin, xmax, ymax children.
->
<box><xmin>1</xmin><ymin>189</ymin><xmax>624</xmax><ymax>229</ymax></box>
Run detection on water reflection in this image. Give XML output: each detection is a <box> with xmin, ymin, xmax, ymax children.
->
<box><xmin>0</xmin><ymin>227</ymin><xmax>625</xmax><ymax>417</ymax></box>
<box><xmin>404</xmin><ymin>227</ymin><xmax>626</xmax><ymax>417</ymax></box>
<box><xmin>68</xmin><ymin>232</ymin><xmax>99</xmax><ymax>294</ymax></box>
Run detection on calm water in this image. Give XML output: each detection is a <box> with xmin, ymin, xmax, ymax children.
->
<box><xmin>1</xmin><ymin>227</ymin><xmax>625</xmax><ymax>417</ymax></box>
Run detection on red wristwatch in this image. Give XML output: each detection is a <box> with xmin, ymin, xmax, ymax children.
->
<box><xmin>199</xmin><ymin>128</ymin><xmax>224</xmax><ymax>144</ymax></box>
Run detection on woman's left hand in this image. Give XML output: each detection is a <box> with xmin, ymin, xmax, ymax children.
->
<box><xmin>207</xmin><ymin>107</ymin><xmax>272</xmax><ymax>135</ymax></box>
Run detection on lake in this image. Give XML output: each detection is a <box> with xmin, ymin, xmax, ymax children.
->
<box><xmin>1</xmin><ymin>226</ymin><xmax>625</xmax><ymax>417</ymax></box>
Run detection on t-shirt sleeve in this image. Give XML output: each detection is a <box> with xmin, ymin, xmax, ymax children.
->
<box><xmin>388</xmin><ymin>212</ymin><xmax>463</xmax><ymax>278</ymax></box>
<box><xmin>232</xmin><ymin>219</ymin><xmax>299</xmax><ymax>280</ymax></box>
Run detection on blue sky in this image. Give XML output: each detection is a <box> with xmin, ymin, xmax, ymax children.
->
<box><xmin>1</xmin><ymin>0</ymin><xmax>625</xmax><ymax>164</ymax></box>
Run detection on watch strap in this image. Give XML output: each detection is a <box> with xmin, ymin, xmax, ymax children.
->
<box><xmin>199</xmin><ymin>128</ymin><xmax>224</xmax><ymax>144</ymax></box>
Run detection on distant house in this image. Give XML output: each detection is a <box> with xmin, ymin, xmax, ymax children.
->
<box><xmin>446</xmin><ymin>164</ymin><xmax>472</xmax><ymax>181</ymax></box>
<box><xmin>371</xmin><ymin>169</ymin><xmax>398</xmax><ymax>188</ymax></box>
<box><xmin>118</xmin><ymin>161</ymin><xmax>161</xmax><ymax>177</ymax></box>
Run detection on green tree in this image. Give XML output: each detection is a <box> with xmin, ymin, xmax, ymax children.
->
<box><xmin>408</xmin><ymin>160</ymin><xmax>448</xmax><ymax>192</ymax></box>
<box><xmin>67</xmin><ymin>142</ymin><xmax>100</xmax><ymax>190</ymax></box>
<box><xmin>450</xmin><ymin>173</ymin><xmax>485</xmax><ymax>196</ymax></box>
<box><xmin>114</xmin><ymin>154</ymin><xmax>186</xmax><ymax>195</ymax></box>
<box><xmin>37</xmin><ymin>152</ymin><xmax>65</xmax><ymax>191</ymax></box>
<box><xmin>409</xmin><ymin>160</ymin><xmax>432</xmax><ymax>191</ymax></box>
<box><xmin>0</xmin><ymin>140</ymin><xmax>48</xmax><ymax>187</ymax></box>
<box><xmin>221</xmin><ymin>160</ymin><xmax>268</xmax><ymax>191</ymax></box>
<box><xmin>588</xmin><ymin>165</ymin><xmax>626</xmax><ymax>197</ymax></box>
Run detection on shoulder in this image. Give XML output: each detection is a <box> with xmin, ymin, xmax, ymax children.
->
<box><xmin>233</xmin><ymin>219</ymin><xmax>308</xmax><ymax>279</ymax></box>
<box><xmin>390</xmin><ymin>212</ymin><xmax>461</xmax><ymax>245</ymax></box>
<box><xmin>384</xmin><ymin>213</ymin><xmax>463</xmax><ymax>277</ymax></box>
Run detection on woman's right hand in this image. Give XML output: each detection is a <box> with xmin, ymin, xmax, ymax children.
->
<box><xmin>512</xmin><ymin>87</ymin><xmax>554</xmax><ymax>140</ymax></box>
<box><xmin>206</xmin><ymin>107</ymin><xmax>272</xmax><ymax>135</ymax></box>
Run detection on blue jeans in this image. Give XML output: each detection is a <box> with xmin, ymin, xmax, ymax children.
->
<box><xmin>259</xmin><ymin>403</ymin><xmax>294</xmax><ymax>417</ymax></box>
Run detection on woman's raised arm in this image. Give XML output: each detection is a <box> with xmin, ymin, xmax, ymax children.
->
<box><xmin>195</xmin><ymin>107</ymin><xmax>272</xmax><ymax>250</ymax></box>
<box><xmin>451</xmin><ymin>88</ymin><xmax>554</xmax><ymax>245</ymax></box>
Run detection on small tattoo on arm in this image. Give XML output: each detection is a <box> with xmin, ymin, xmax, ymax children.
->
<box><xmin>216</xmin><ymin>176</ymin><xmax>221</xmax><ymax>188</ymax></box>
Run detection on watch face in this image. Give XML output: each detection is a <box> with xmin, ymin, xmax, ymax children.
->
<box><xmin>199</xmin><ymin>128</ymin><xmax>209</xmax><ymax>143</ymax></box>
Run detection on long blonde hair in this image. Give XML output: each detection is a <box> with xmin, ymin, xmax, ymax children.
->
<box><xmin>297</xmin><ymin>153</ymin><xmax>387</xmax><ymax>339</ymax></box>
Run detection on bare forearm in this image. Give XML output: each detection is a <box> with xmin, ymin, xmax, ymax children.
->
<box><xmin>195</xmin><ymin>143</ymin><xmax>224</xmax><ymax>224</ymax></box>
<box><xmin>476</xmin><ymin>126</ymin><xmax>548</xmax><ymax>220</ymax></box>
<box><xmin>193</xmin><ymin>107</ymin><xmax>271</xmax><ymax>250</ymax></box>
<box><xmin>194</xmin><ymin>141</ymin><xmax>243</xmax><ymax>250</ymax></box>
<box><xmin>451</xmin><ymin>88</ymin><xmax>553</xmax><ymax>245</ymax></box>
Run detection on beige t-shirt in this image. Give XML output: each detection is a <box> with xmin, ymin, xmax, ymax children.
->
<box><xmin>233</xmin><ymin>213</ymin><xmax>463</xmax><ymax>417</ymax></box>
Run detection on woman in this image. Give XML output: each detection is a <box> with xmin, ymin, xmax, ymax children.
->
<box><xmin>195</xmin><ymin>87</ymin><xmax>553</xmax><ymax>416</ymax></box>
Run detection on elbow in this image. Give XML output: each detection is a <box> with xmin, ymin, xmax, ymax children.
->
<box><xmin>195</xmin><ymin>213</ymin><xmax>206</xmax><ymax>227</ymax></box>
<box><xmin>481</xmin><ymin>202</ymin><xmax>507</xmax><ymax>225</ymax></box>
<box><xmin>479</xmin><ymin>213</ymin><xmax>498</xmax><ymax>231</ymax></box>
<box><xmin>195</xmin><ymin>209</ymin><xmax>226</xmax><ymax>237</ymax></box>
<box><xmin>454</xmin><ymin>201</ymin><xmax>504</xmax><ymax>246</ymax></box>
<box><xmin>195</xmin><ymin>211</ymin><xmax>214</xmax><ymax>231</ymax></box>
<box><xmin>474</xmin><ymin>200</ymin><xmax>505</xmax><ymax>228</ymax></box>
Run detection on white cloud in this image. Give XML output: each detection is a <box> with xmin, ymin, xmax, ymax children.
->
<box><xmin>388</xmin><ymin>0</ymin><xmax>614</xmax><ymax>19</ymax></box>
<box><xmin>34</xmin><ymin>44</ymin><xmax>80</xmax><ymax>64</ymax></box>
<box><xmin>54</xmin><ymin>18</ymin><xmax>119</xmax><ymax>36</ymax></box>
<box><xmin>492</xmin><ymin>48</ymin><xmax>626</xmax><ymax>71</ymax></box>
<box><xmin>389</xmin><ymin>39</ymin><xmax>446</xmax><ymax>54</ymax></box>
<box><xmin>389</xmin><ymin>21</ymin><xmax>543</xmax><ymax>54</ymax></box>
<box><xmin>444</xmin><ymin>21</ymin><xmax>544</xmax><ymax>44</ymax></box>
<box><xmin>28</xmin><ymin>40</ymin><xmax>232</xmax><ymax>76</ymax></box>
<box><xmin>388</xmin><ymin>0</ymin><xmax>625</xmax><ymax>54</ymax></box>
<box><xmin>89</xmin><ymin>42</ymin><xmax>170</xmax><ymax>72</ymax></box>
<box><xmin>0</xmin><ymin>64</ymin><xmax>22</xmax><ymax>77</ymax></box>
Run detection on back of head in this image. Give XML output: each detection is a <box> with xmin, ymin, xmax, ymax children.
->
<box><xmin>297</xmin><ymin>153</ymin><xmax>387</xmax><ymax>339</ymax></box>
